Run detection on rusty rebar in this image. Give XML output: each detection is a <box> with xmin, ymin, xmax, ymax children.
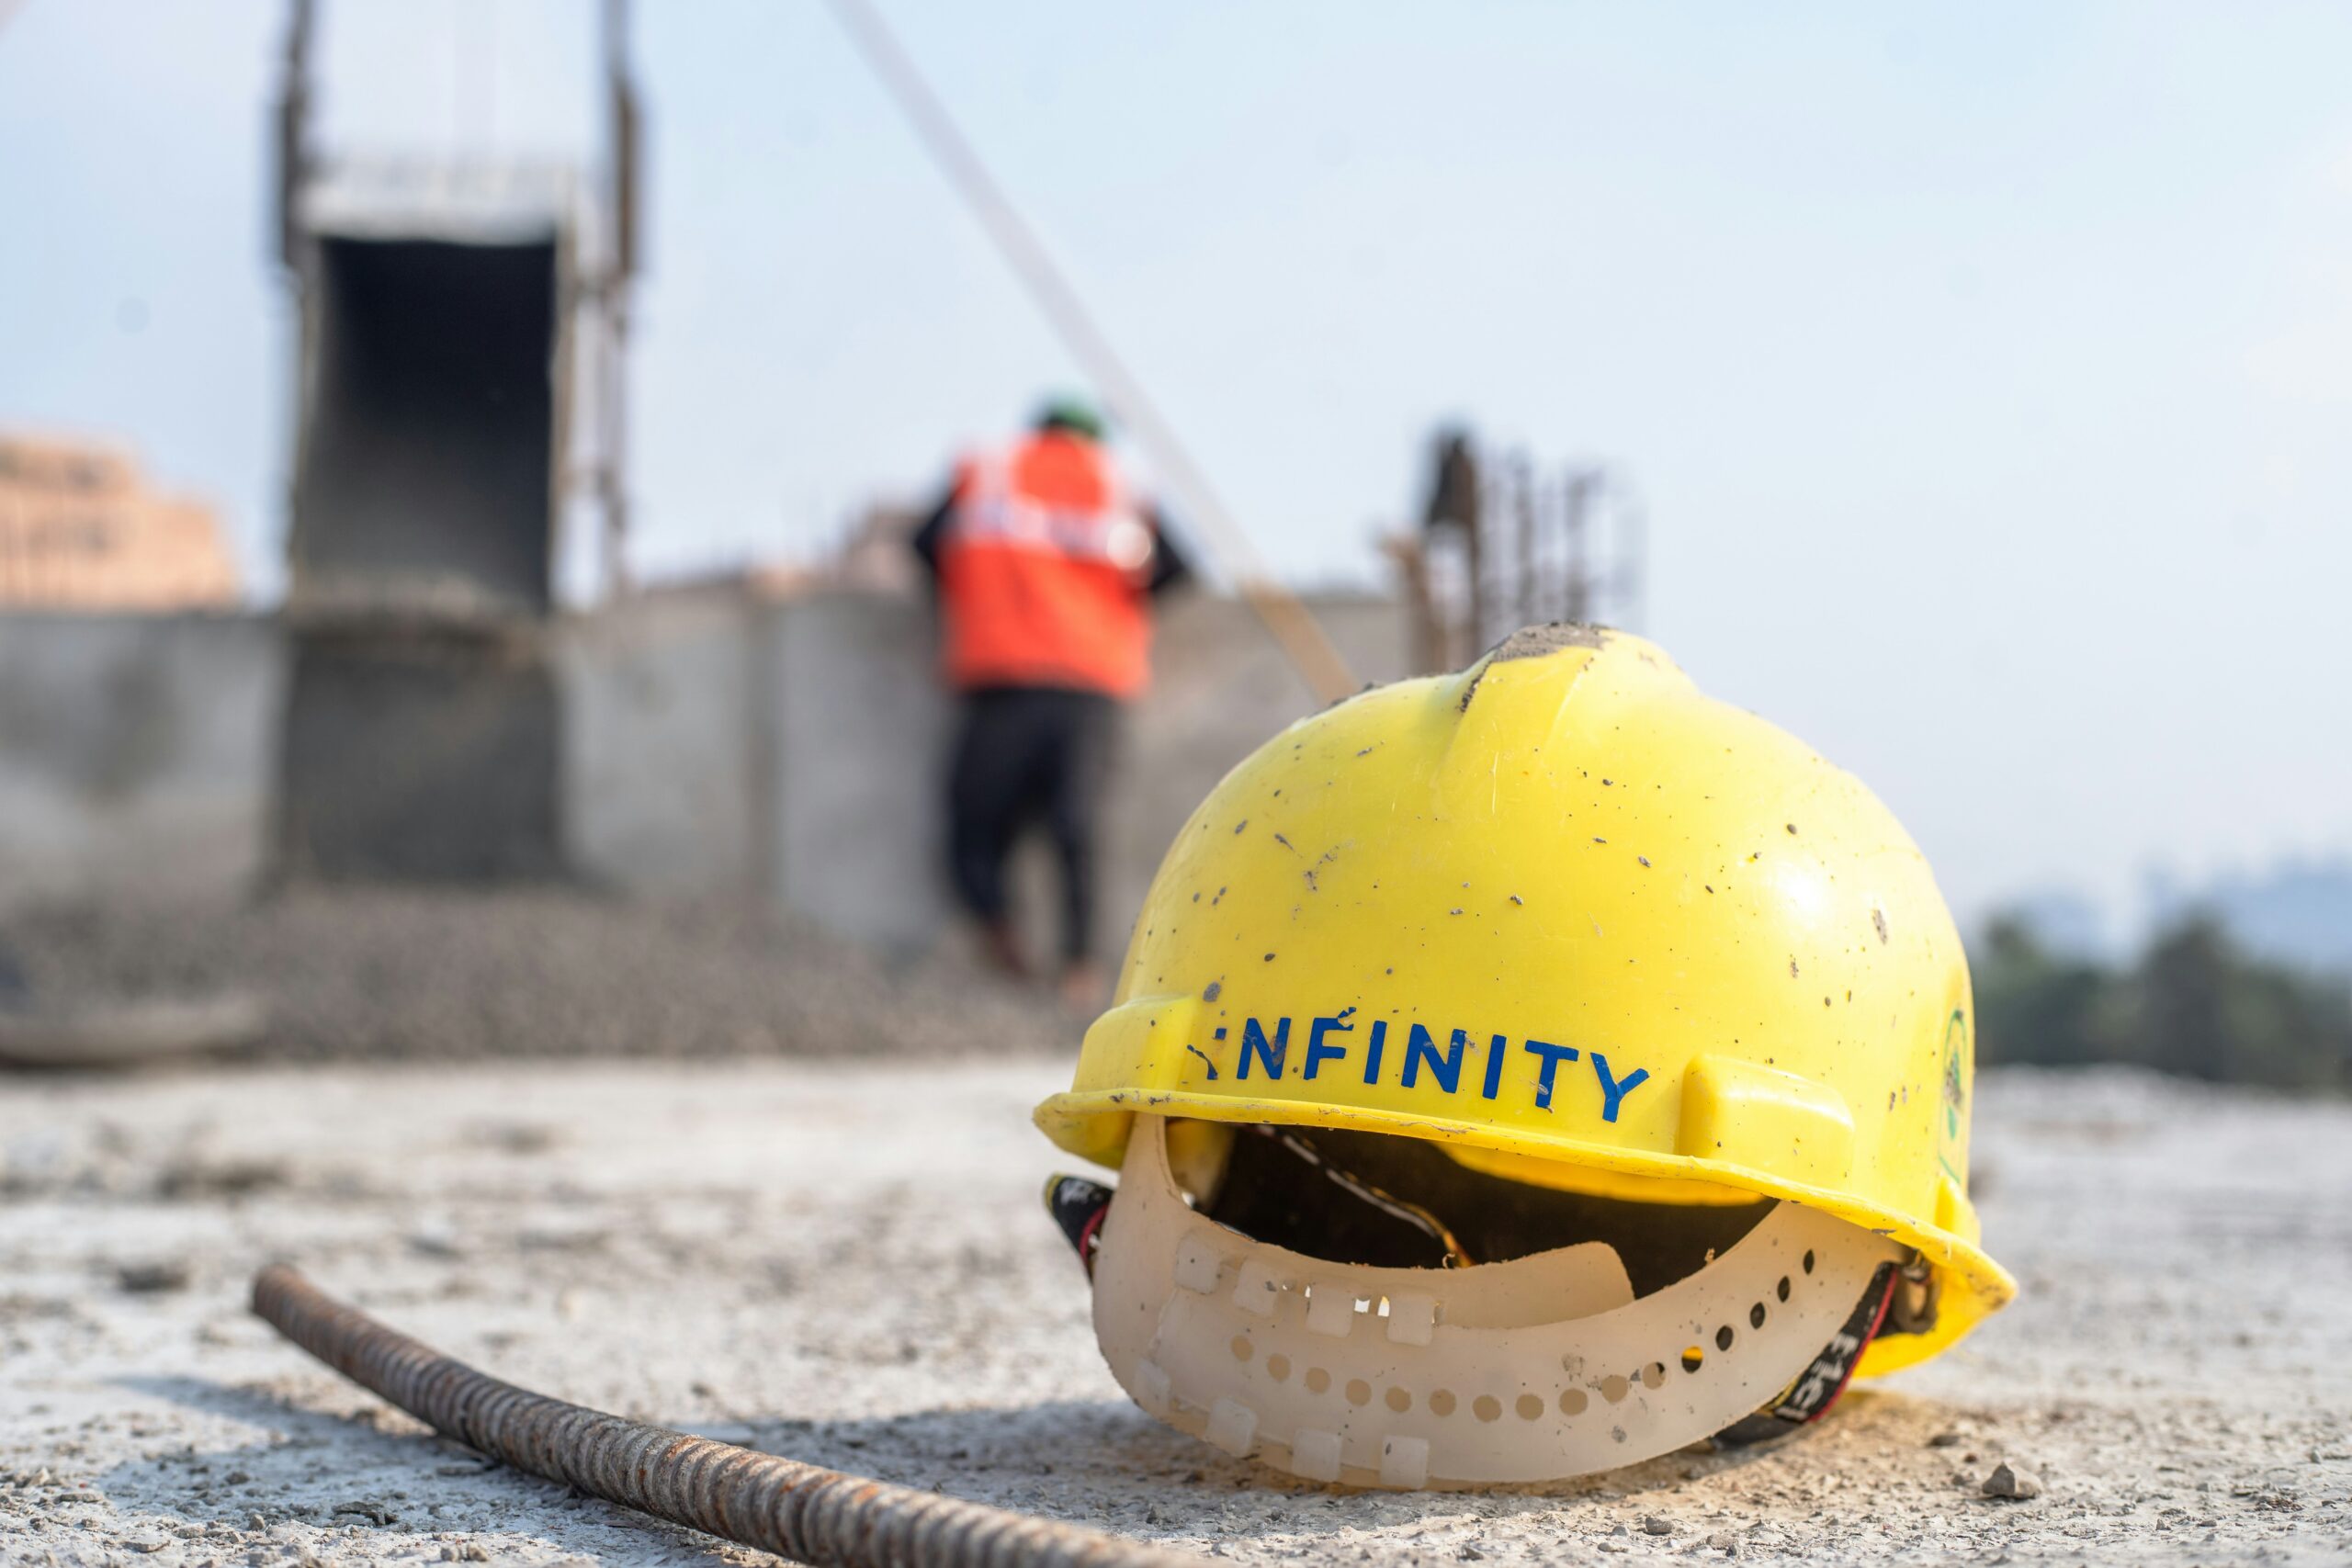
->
<box><xmin>251</xmin><ymin>1264</ymin><xmax>1197</xmax><ymax>1568</ymax></box>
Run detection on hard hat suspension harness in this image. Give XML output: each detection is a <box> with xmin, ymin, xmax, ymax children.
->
<box><xmin>1047</xmin><ymin>1117</ymin><xmax>1917</xmax><ymax>1487</ymax></box>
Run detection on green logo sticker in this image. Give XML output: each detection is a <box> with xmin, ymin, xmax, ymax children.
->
<box><xmin>1938</xmin><ymin>1009</ymin><xmax>1967</xmax><ymax>1182</ymax></box>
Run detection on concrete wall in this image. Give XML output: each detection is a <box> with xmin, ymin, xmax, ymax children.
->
<box><xmin>0</xmin><ymin>613</ymin><xmax>286</xmax><ymax>913</ymax></box>
<box><xmin>768</xmin><ymin>593</ymin><xmax>952</xmax><ymax>952</ymax></box>
<box><xmin>557</xmin><ymin>590</ymin><xmax>949</xmax><ymax>941</ymax></box>
<box><xmin>278</xmin><ymin>626</ymin><xmax>565</xmax><ymax>881</ymax></box>
<box><xmin>0</xmin><ymin>592</ymin><xmax>1413</xmax><ymax>954</ymax></box>
<box><xmin>559</xmin><ymin>589</ymin><xmax>1412</xmax><ymax>953</ymax></box>
<box><xmin>557</xmin><ymin>590</ymin><xmax>765</xmax><ymax>900</ymax></box>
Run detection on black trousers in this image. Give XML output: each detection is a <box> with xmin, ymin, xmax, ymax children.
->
<box><xmin>947</xmin><ymin>686</ymin><xmax>1119</xmax><ymax>964</ymax></box>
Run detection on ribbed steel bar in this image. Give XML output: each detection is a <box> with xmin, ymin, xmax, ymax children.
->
<box><xmin>252</xmin><ymin>1264</ymin><xmax>1197</xmax><ymax>1568</ymax></box>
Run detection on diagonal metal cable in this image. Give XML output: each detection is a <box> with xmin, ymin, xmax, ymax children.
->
<box><xmin>820</xmin><ymin>0</ymin><xmax>1359</xmax><ymax>705</ymax></box>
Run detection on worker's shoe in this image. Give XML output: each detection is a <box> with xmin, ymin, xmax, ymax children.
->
<box><xmin>1035</xmin><ymin>625</ymin><xmax>2012</xmax><ymax>1487</ymax></box>
<box><xmin>1057</xmin><ymin>960</ymin><xmax>1110</xmax><ymax>1015</ymax></box>
<box><xmin>977</xmin><ymin>919</ymin><xmax>1030</xmax><ymax>980</ymax></box>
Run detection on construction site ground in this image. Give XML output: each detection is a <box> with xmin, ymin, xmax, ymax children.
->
<box><xmin>4</xmin><ymin>1059</ymin><xmax>2345</xmax><ymax>1567</ymax></box>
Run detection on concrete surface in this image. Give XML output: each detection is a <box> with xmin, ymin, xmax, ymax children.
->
<box><xmin>2</xmin><ymin>1063</ymin><xmax>2344</xmax><ymax>1565</ymax></box>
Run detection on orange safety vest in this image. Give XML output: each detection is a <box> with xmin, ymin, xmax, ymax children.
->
<box><xmin>936</xmin><ymin>433</ymin><xmax>1158</xmax><ymax>698</ymax></box>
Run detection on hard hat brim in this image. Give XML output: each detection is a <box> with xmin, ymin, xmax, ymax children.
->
<box><xmin>1035</xmin><ymin>1088</ymin><xmax>2016</xmax><ymax>1380</ymax></box>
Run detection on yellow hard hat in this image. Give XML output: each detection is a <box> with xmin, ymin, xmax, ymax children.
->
<box><xmin>1035</xmin><ymin>626</ymin><xmax>2014</xmax><ymax>1485</ymax></box>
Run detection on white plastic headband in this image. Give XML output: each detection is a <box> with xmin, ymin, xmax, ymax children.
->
<box><xmin>1091</xmin><ymin>1115</ymin><xmax>1901</xmax><ymax>1487</ymax></box>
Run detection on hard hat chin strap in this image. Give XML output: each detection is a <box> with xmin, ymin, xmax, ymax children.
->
<box><xmin>1064</xmin><ymin>1117</ymin><xmax>1905</xmax><ymax>1487</ymax></box>
<box><xmin>1710</xmin><ymin>1260</ymin><xmax>1899</xmax><ymax>1449</ymax></box>
<box><xmin>1044</xmin><ymin>1172</ymin><xmax>1114</xmax><ymax>1275</ymax></box>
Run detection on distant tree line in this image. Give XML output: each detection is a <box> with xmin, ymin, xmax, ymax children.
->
<box><xmin>1972</xmin><ymin>913</ymin><xmax>2352</xmax><ymax>1089</ymax></box>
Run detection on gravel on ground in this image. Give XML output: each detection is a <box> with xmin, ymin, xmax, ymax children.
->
<box><xmin>0</xmin><ymin>888</ymin><xmax>1068</xmax><ymax>1062</ymax></box>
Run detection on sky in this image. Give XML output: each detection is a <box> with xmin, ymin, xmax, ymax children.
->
<box><xmin>4</xmin><ymin>0</ymin><xmax>2350</xmax><ymax>936</ymax></box>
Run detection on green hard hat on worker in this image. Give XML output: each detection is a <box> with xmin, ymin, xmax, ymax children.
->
<box><xmin>1034</xmin><ymin>395</ymin><xmax>1107</xmax><ymax>443</ymax></box>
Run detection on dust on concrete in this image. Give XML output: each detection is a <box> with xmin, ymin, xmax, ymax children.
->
<box><xmin>0</xmin><ymin>886</ymin><xmax>1070</xmax><ymax>1063</ymax></box>
<box><xmin>2</xmin><ymin>1065</ymin><xmax>2346</xmax><ymax>1566</ymax></box>
<box><xmin>1483</xmin><ymin>623</ymin><xmax>1611</xmax><ymax>662</ymax></box>
<box><xmin>1456</xmin><ymin>624</ymin><xmax>1610</xmax><ymax>711</ymax></box>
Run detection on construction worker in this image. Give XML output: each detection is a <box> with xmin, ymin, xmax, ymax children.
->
<box><xmin>911</xmin><ymin>397</ymin><xmax>1191</xmax><ymax>1008</ymax></box>
<box><xmin>1035</xmin><ymin>626</ymin><xmax>2016</xmax><ymax>1486</ymax></box>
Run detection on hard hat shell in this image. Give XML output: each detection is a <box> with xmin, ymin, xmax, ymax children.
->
<box><xmin>1035</xmin><ymin>626</ymin><xmax>2015</xmax><ymax>1378</ymax></box>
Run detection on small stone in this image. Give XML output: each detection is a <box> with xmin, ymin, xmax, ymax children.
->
<box><xmin>1459</xmin><ymin>1548</ymin><xmax>1484</xmax><ymax>1561</ymax></box>
<box><xmin>1928</xmin><ymin>1429</ymin><xmax>1965</xmax><ymax>1448</ymax></box>
<box><xmin>458</xmin><ymin>1545</ymin><xmax>490</xmax><ymax>1562</ymax></box>
<box><xmin>1643</xmin><ymin>1516</ymin><xmax>1675</xmax><ymax>1536</ymax></box>
<box><xmin>1982</xmin><ymin>1462</ymin><xmax>2042</xmax><ymax>1500</ymax></box>
<box><xmin>116</xmin><ymin>1260</ymin><xmax>191</xmax><ymax>1293</ymax></box>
